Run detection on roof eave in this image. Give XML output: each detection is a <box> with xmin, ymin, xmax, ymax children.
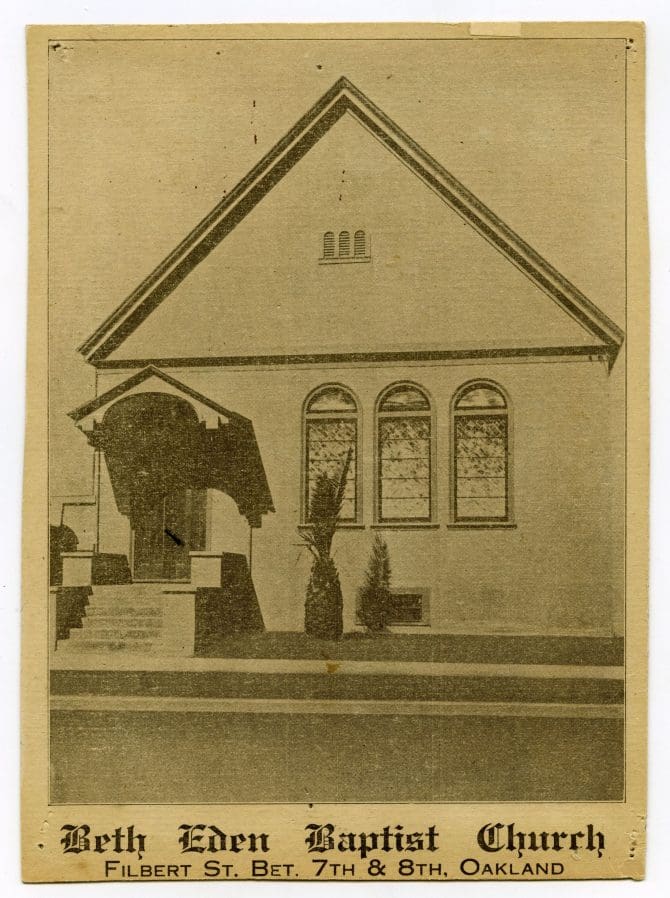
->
<box><xmin>78</xmin><ymin>78</ymin><xmax>357</xmax><ymax>361</ymax></box>
<box><xmin>79</xmin><ymin>76</ymin><xmax>626</xmax><ymax>364</ymax></box>
<box><xmin>69</xmin><ymin>365</ymin><xmax>249</xmax><ymax>423</ymax></box>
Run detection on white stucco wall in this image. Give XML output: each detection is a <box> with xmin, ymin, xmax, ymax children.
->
<box><xmin>90</xmin><ymin>356</ymin><xmax>625</xmax><ymax>636</ymax></box>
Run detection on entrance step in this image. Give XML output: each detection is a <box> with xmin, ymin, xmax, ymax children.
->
<box><xmin>89</xmin><ymin>584</ymin><xmax>167</xmax><ymax>599</ymax></box>
<box><xmin>81</xmin><ymin>614</ymin><xmax>163</xmax><ymax>627</ymax></box>
<box><xmin>69</xmin><ymin>625</ymin><xmax>163</xmax><ymax>641</ymax></box>
<box><xmin>56</xmin><ymin>583</ymin><xmax>173</xmax><ymax>654</ymax></box>
<box><xmin>56</xmin><ymin>639</ymin><xmax>160</xmax><ymax>654</ymax></box>
<box><xmin>85</xmin><ymin>607</ymin><xmax>163</xmax><ymax>620</ymax></box>
<box><xmin>86</xmin><ymin>601</ymin><xmax>164</xmax><ymax>615</ymax></box>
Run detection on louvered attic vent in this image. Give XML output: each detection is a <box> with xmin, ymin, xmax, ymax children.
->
<box><xmin>320</xmin><ymin>229</ymin><xmax>371</xmax><ymax>264</ymax></box>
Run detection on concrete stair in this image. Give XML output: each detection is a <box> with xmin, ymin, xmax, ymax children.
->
<box><xmin>57</xmin><ymin>584</ymin><xmax>169</xmax><ymax>654</ymax></box>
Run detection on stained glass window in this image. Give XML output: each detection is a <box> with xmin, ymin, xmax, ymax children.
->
<box><xmin>377</xmin><ymin>384</ymin><xmax>432</xmax><ymax>522</ymax></box>
<box><xmin>453</xmin><ymin>382</ymin><xmax>510</xmax><ymax>522</ymax></box>
<box><xmin>304</xmin><ymin>386</ymin><xmax>358</xmax><ymax>522</ymax></box>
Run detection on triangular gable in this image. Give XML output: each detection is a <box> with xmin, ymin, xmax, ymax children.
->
<box><xmin>79</xmin><ymin>77</ymin><xmax>625</xmax><ymax>368</ymax></box>
<box><xmin>70</xmin><ymin>366</ymin><xmax>244</xmax><ymax>430</ymax></box>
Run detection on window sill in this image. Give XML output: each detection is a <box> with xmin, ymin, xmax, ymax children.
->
<box><xmin>447</xmin><ymin>521</ymin><xmax>517</xmax><ymax>530</ymax></box>
<box><xmin>387</xmin><ymin>622</ymin><xmax>431</xmax><ymax>629</ymax></box>
<box><xmin>353</xmin><ymin>622</ymin><xmax>431</xmax><ymax>631</ymax></box>
<box><xmin>319</xmin><ymin>256</ymin><xmax>371</xmax><ymax>265</ymax></box>
<box><xmin>299</xmin><ymin>522</ymin><xmax>366</xmax><ymax>530</ymax></box>
<box><xmin>371</xmin><ymin>522</ymin><xmax>440</xmax><ymax>530</ymax></box>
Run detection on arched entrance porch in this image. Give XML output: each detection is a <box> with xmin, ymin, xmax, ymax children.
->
<box><xmin>102</xmin><ymin>393</ymin><xmax>207</xmax><ymax>580</ymax></box>
<box><xmin>69</xmin><ymin>366</ymin><xmax>274</xmax><ymax>584</ymax></box>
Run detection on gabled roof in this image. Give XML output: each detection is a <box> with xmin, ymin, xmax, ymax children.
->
<box><xmin>79</xmin><ymin>76</ymin><xmax>625</xmax><ymax>367</ymax></box>
<box><xmin>69</xmin><ymin>365</ymin><xmax>246</xmax><ymax>426</ymax></box>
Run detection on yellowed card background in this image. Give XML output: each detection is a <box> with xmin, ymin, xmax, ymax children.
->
<box><xmin>22</xmin><ymin>21</ymin><xmax>647</xmax><ymax>883</ymax></box>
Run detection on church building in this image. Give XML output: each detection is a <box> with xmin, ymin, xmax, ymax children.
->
<box><xmin>55</xmin><ymin>77</ymin><xmax>625</xmax><ymax>651</ymax></box>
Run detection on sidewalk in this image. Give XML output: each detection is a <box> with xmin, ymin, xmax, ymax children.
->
<box><xmin>51</xmin><ymin>693</ymin><xmax>623</xmax><ymax>719</ymax></box>
<box><xmin>51</xmin><ymin>652</ymin><xmax>623</xmax><ymax>678</ymax></box>
<box><xmin>50</xmin><ymin>652</ymin><xmax>623</xmax><ymax>716</ymax></box>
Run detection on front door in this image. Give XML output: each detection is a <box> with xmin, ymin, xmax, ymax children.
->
<box><xmin>132</xmin><ymin>488</ymin><xmax>206</xmax><ymax>580</ymax></box>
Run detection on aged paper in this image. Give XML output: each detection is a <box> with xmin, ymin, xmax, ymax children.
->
<box><xmin>22</xmin><ymin>22</ymin><xmax>648</xmax><ymax>882</ymax></box>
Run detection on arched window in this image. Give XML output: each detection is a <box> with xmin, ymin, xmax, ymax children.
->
<box><xmin>376</xmin><ymin>383</ymin><xmax>433</xmax><ymax>523</ymax></box>
<box><xmin>322</xmin><ymin>231</ymin><xmax>335</xmax><ymax>258</ymax></box>
<box><xmin>338</xmin><ymin>230</ymin><xmax>350</xmax><ymax>257</ymax></box>
<box><xmin>452</xmin><ymin>381</ymin><xmax>511</xmax><ymax>523</ymax></box>
<box><xmin>353</xmin><ymin>229</ymin><xmax>366</xmax><ymax>257</ymax></box>
<box><xmin>304</xmin><ymin>385</ymin><xmax>359</xmax><ymax>523</ymax></box>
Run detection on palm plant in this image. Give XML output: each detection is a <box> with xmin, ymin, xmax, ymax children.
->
<box><xmin>299</xmin><ymin>449</ymin><xmax>352</xmax><ymax>639</ymax></box>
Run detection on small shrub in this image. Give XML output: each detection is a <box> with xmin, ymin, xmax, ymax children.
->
<box><xmin>358</xmin><ymin>533</ymin><xmax>392</xmax><ymax>633</ymax></box>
